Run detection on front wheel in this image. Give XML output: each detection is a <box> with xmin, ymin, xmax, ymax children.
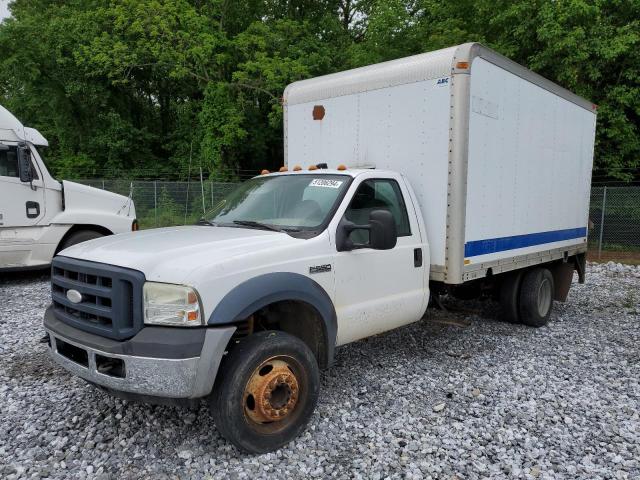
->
<box><xmin>210</xmin><ymin>331</ymin><xmax>320</xmax><ymax>453</ymax></box>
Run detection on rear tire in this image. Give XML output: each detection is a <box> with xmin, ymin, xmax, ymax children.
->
<box><xmin>499</xmin><ymin>271</ymin><xmax>523</xmax><ymax>323</ymax></box>
<box><xmin>60</xmin><ymin>230</ymin><xmax>105</xmax><ymax>251</ymax></box>
<box><xmin>210</xmin><ymin>331</ymin><xmax>320</xmax><ymax>453</ymax></box>
<box><xmin>519</xmin><ymin>268</ymin><xmax>554</xmax><ymax>327</ymax></box>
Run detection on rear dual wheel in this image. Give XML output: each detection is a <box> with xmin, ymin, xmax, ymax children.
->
<box><xmin>500</xmin><ymin>267</ymin><xmax>554</xmax><ymax>327</ymax></box>
<box><xmin>210</xmin><ymin>331</ymin><xmax>319</xmax><ymax>453</ymax></box>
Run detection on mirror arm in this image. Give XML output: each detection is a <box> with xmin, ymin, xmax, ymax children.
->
<box><xmin>346</xmin><ymin>225</ymin><xmax>371</xmax><ymax>249</ymax></box>
<box><xmin>337</xmin><ymin>219</ymin><xmax>371</xmax><ymax>252</ymax></box>
<box><xmin>340</xmin><ymin>223</ymin><xmax>371</xmax><ymax>251</ymax></box>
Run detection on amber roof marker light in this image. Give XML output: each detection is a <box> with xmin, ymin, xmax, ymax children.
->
<box><xmin>292</xmin><ymin>165</ymin><xmax>302</xmax><ymax>171</ymax></box>
<box><xmin>337</xmin><ymin>164</ymin><xmax>347</xmax><ymax>171</ymax></box>
<box><xmin>279</xmin><ymin>166</ymin><xmax>288</xmax><ymax>172</ymax></box>
<box><xmin>260</xmin><ymin>169</ymin><xmax>270</xmax><ymax>175</ymax></box>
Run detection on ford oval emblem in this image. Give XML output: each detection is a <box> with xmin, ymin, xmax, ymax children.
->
<box><xmin>66</xmin><ymin>289</ymin><xmax>83</xmax><ymax>304</ymax></box>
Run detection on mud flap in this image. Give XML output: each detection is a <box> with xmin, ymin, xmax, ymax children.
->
<box><xmin>551</xmin><ymin>262</ymin><xmax>574</xmax><ymax>302</ymax></box>
<box><xmin>574</xmin><ymin>252</ymin><xmax>586</xmax><ymax>284</ymax></box>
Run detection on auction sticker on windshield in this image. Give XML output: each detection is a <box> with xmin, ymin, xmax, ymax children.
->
<box><xmin>309</xmin><ymin>179</ymin><xmax>343</xmax><ymax>188</ymax></box>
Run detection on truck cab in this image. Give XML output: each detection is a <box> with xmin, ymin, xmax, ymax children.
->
<box><xmin>44</xmin><ymin>167</ymin><xmax>428</xmax><ymax>452</ymax></box>
<box><xmin>0</xmin><ymin>105</ymin><xmax>137</xmax><ymax>270</ymax></box>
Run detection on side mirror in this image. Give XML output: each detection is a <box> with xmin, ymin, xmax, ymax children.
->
<box><xmin>368</xmin><ymin>209</ymin><xmax>397</xmax><ymax>250</ymax></box>
<box><xmin>336</xmin><ymin>208</ymin><xmax>397</xmax><ymax>252</ymax></box>
<box><xmin>17</xmin><ymin>144</ymin><xmax>33</xmax><ymax>183</ymax></box>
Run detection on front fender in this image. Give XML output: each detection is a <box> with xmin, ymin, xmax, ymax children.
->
<box><xmin>208</xmin><ymin>272</ymin><xmax>337</xmax><ymax>366</ymax></box>
<box><xmin>51</xmin><ymin>210</ymin><xmax>133</xmax><ymax>235</ymax></box>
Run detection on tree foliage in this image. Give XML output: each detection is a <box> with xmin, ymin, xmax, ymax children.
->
<box><xmin>0</xmin><ymin>0</ymin><xmax>637</xmax><ymax>180</ymax></box>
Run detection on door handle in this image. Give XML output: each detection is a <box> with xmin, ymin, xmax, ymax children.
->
<box><xmin>26</xmin><ymin>201</ymin><xmax>40</xmax><ymax>219</ymax></box>
<box><xmin>414</xmin><ymin>248</ymin><xmax>422</xmax><ymax>267</ymax></box>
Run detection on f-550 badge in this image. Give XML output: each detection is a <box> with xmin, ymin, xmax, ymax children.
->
<box><xmin>309</xmin><ymin>264</ymin><xmax>331</xmax><ymax>274</ymax></box>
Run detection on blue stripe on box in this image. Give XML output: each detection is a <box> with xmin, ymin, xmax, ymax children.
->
<box><xmin>464</xmin><ymin>227</ymin><xmax>587</xmax><ymax>257</ymax></box>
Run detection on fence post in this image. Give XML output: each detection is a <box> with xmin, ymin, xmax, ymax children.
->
<box><xmin>102</xmin><ymin>180</ymin><xmax>105</xmax><ymax>190</ymax></box>
<box><xmin>154</xmin><ymin>181</ymin><xmax>158</xmax><ymax>227</ymax></box>
<box><xmin>200</xmin><ymin>167</ymin><xmax>206</xmax><ymax>216</ymax></box>
<box><xmin>598</xmin><ymin>186</ymin><xmax>607</xmax><ymax>259</ymax></box>
<box><xmin>211</xmin><ymin>181</ymin><xmax>214</xmax><ymax>210</ymax></box>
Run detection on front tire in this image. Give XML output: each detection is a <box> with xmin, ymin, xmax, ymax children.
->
<box><xmin>210</xmin><ymin>331</ymin><xmax>320</xmax><ymax>453</ymax></box>
<box><xmin>519</xmin><ymin>268</ymin><xmax>554</xmax><ymax>327</ymax></box>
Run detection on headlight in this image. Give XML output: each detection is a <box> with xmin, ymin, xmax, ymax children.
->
<box><xmin>143</xmin><ymin>282</ymin><xmax>204</xmax><ymax>326</ymax></box>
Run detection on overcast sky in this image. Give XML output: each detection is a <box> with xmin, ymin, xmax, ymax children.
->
<box><xmin>0</xmin><ymin>0</ymin><xmax>10</xmax><ymax>21</ymax></box>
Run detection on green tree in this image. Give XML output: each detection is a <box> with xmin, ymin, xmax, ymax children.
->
<box><xmin>0</xmin><ymin>0</ymin><xmax>637</xmax><ymax>181</ymax></box>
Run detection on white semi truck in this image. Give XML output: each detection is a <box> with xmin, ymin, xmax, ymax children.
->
<box><xmin>43</xmin><ymin>43</ymin><xmax>595</xmax><ymax>453</ymax></box>
<box><xmin>0</xmin><ymin>105</ymin><xmax>137</xmax><ymax>271</ymax></box>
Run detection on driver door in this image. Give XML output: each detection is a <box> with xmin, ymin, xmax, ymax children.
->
<box><xmin>332</xmin><ymin>175</ymin><xmax>427</xmax><ymax>345</ymax></box>
<box><xmin>0</xmin><ymin>144</ymin><xmax>45</xmax><ymax>227</ymax></box>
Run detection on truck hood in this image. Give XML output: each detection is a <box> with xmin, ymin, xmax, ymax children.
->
<box><xmin>62</xmin><ymin>180</ymin><xmax>135</xmax><ymax>218</ymax></box>
<box><xmin>58</xmin><ymin>226</ymin><xmax>298</xmax><ymax>282</ymax></box>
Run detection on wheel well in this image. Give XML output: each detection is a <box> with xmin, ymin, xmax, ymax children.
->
<box><xmin>230</xmin><ymin>300</ymin><xmax>329</xmax><ymax>369</ymax></box>
<box><xmin>55</xmin><ymin>224</ymin><xmax>113</xmax><ymax>254</ymax></box>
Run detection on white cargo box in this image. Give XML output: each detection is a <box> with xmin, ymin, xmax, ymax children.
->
<box><xmin>284</xmin><ymin>43</ymin><xmax>597</xmax><ymax>284</ymax></box>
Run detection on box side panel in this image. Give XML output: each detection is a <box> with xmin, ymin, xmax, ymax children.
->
<box><xmin>285</xmin><ymin>78</ymin><xmax>452</xmax><ymax>266</ymax></box>
<box><xmin>464</xmin><ymin>57</ymin><xmax>596</xmax><ymax>267</ymax></box>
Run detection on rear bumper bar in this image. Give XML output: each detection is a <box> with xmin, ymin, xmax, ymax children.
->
<box><xmin>44</xmin><ymin>306</ymin><xmax>235</xmax><ymax>399</ymax></box>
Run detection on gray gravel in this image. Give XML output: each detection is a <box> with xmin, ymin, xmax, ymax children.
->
<box><xmin>0</xmin><ymin>263</ymin><xmax>638</xmax><ymax>479</ymax></box>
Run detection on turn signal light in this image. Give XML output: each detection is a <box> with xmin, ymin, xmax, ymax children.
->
<box><xmin>456</xmin><ymin>61</ymin><xmax>470</xmax><ymax>69</ymax></box>
<box><xmin>131</xmin><ymin>220</ymin><xmax>139</xmax><ymax>231</ymax></box>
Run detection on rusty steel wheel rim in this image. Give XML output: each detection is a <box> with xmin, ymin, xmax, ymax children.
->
<box><xmin>243</xmin><ymin>356</ymin><xmax>302</xmax><ymax>431</ymax></box>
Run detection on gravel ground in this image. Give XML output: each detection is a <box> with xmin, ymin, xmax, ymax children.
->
<box><xmin>0</xmin><ymin>263</ymin><xmax>638</xmax><ymax>479</ymax></box>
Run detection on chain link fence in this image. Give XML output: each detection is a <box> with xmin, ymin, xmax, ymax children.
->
<box><xmin>589</xmin><ymin>186</ymin><xmax>640</xmax><ymax>262</ymax></box>
<box><xmin>78</xmin><ymin>179</ymin><xmax>239</xmax><ymax>229</ymax></box>
<box><xmin>77</xmin><ymin>180</ymin><xmax>640</xmax><ymax>261</ymax></box>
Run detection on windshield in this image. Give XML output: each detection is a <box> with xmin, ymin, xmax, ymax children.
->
<box><xmin>206</xmin><ymin>174</ymin><xmax>351</xmax><ymax>234</ymax></box>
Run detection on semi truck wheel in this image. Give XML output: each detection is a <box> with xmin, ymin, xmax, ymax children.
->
<box><xmin>210</xmin><ymin>330</ymin><xmax>320</xmax><ymax>453</ymax></box>
<box><xmin>499</xmin><ymin>271</ymin><xmax>523</xmax><ymax>323</ymax></box>
<box><xmin>518</xmin><ymin>268</ymin><xmax>554</xmax><ymax>327</ymax></box>
<box><xmin>60</xmin><ymin>230</ymin><xmax>105</xmax><ymax>250</ymax></box>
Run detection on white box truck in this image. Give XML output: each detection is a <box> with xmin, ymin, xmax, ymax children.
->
<box><xmin>0</xmin><ymin>105</ymin><xmax>138</xmax><ymax>271</ymax></box>
<box><xmin>43</xmin><ymin>43</ymin><xmax>595</xmax><ymax>453</ymax></box>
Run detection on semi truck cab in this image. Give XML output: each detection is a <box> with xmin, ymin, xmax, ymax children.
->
<box><xmin>0</xmin><ymin>105</ymin><xmax>137</xmax><ymax>270</ymax></box>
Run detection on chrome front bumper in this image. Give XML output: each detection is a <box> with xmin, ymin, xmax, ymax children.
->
<box><xmin>46</xmin><ymin>326</ymin><xmax>235</xmax><ymax>399</ymax></box>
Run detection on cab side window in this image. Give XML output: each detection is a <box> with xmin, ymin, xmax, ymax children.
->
<box><xmin>344</xmin><ymin>179</ymin><xmax>411</xmax><ymax>243</ymax></box>
<box><xmin>0</xmin><ymin>146</ymin><xmax>19</xmax><ymax>177</ymax></box>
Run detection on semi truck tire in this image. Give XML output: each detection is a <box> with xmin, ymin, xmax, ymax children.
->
<box><xmin>518</xmin><ymin>268</ymin><xmax>554</xmax><ymax>327</ymax></box>
<box><xmin>210</xmin><ymin>330</ymin><xmax>320</xmax><ymax>453</ymax></box>
<box><xmin>499</xmin><ymin>271</ymin><xmax>523</xmax><ymax>323</ymax></box>
<box><xmin>60</xmin><ymin>230</ymin><xmax>105</xmax><ymax>250</ymax></box>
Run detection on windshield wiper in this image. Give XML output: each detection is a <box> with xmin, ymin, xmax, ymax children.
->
<box><xmin>232</xmin><ymin>220</ymin><xmax>299</xmax><ymax>233</ymax></box>
<box><xmin>196</xmin><ymin>218</ymin><xmax>217</xmax><ymax>226</ymax></box>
